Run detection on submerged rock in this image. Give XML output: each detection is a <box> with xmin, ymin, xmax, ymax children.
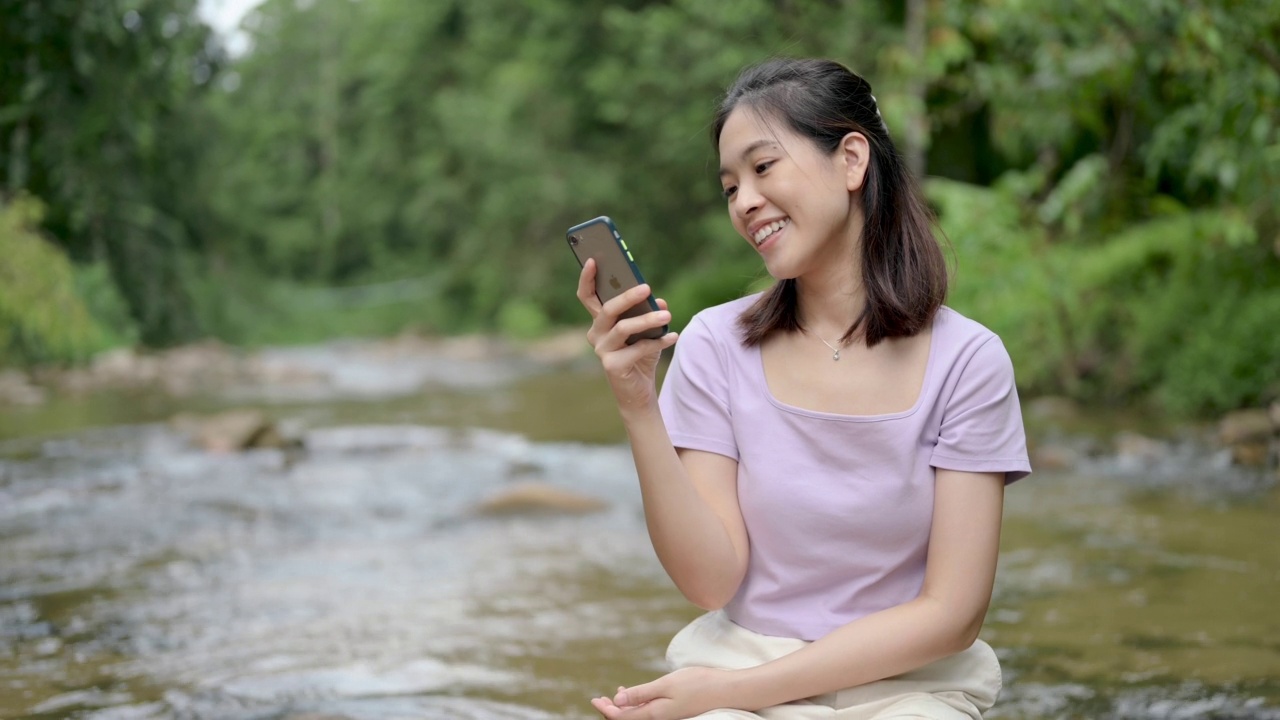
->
<box><xmin>1112</xmin><ymin>431</ymin><xmax>1170</xmax><ymax>472</ymax></box>
<box><xmin>1218</xmin><ymin>408</ymin><xmax>1277</xmax><ymax>469</ymax></box>
<box><xmin>171</xmin><ymin>409</ymin><xmax>291</xmax><ymax>453</ymax></box>
<box><xmin>1230</xmin><ymin>441</ymin><xmax>1271</xmax><ymax>468</ymax></box>
<box><xmin>1030</xmin><ymin>441</ymin><xmax>1083</xmax><ymax>471</ymax></box>
<box><xmin>473</xmin><ymin>482</ymin><xmax>609</xmax><ymax>516</ymax></box>
<box><xmin>1218</xmin><ymin>408</ymin><xmax>1275</xmax><ymax>445</ymax></box>
<box><xmin>0</xmin><ymin>370</ymin><xmax>45</xmax><ymax>406</ymax></box>
<box><xmin>91</xmin><ymin>347</ymin><xmax>160</xmax><ymax>385</ymax></box>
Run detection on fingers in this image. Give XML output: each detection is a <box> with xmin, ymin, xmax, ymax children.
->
<box><xmin>610</xmin><ymin>308</ymin><xmax>671</xmax><ymax>345</ymax></box>
<box><xmin>613</xmin><ymin>688</ymin><xmax>631</xmax><ymax>707</ymax></box>
<box><xmin>576</xmin><ymin>258</ymin><xmax>603</xmax><ymax>315</ymax></box>
<box><xmin>591</xmin><ymin>290</ymin><xmax>671</xmax><ymax>352</ymax></box>
<box><xmin>597</xmin><ymin>333</ymin><xmax>678</xmax><ymax>376</ymax></box>
<box><xmin>613</xmin><ymin>681</ymin><xmax>656</xmax><ymax>709</ymax></box>
<box><xmin>600</xmin><ymin>283</ymin><xmax>656</xmax><ymax>322</ymax></box>
<box><xmin>591</xmin><ymin>696</ymin><xmax>653</xmax><ymax>720</ymax></box>
<box><xmin>589</xmin><ymin>310</ymin><xmax>672</xmax><ymax>356</ymax></box>
<box><xmin>581</xmin><ymin>277</ymin><xmax>677</xmax><ymax>362</ymax></box>
<box><xmin>590</xmin><ymin>696</ymin><xmax>623</xmax><ymax>719</ymax></box>
<box><xmin>612</xmin><ymin>685</ymin><xmax>639</xmax><ymax>709</ymax></box>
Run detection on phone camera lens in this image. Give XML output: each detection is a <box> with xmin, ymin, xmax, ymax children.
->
<box><xmin>569</xmin><ymin>235</ymin><xmax>581</xmax><ymax>246</ymax></box>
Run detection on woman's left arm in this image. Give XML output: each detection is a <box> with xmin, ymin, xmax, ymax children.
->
<box><xmin>593</xmin><ymin>468</ymin><xmax>1005</xmax><ymax>720</ymax></box>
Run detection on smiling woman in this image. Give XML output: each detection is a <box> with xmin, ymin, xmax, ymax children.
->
<box><xmin>575</xmin><ymin>57</ymin><xmax>1031</xmax><ymax>720</ymax></box>
<box><xmin>715</xmin><ymin>61</ymin><xmax>946</xmax><ymax>350</ymax></box>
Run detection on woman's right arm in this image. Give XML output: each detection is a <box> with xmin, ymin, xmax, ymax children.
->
<box><xmin>578</xmin><ymin>260</ymin><xmax>748</xmax><ymax>609</ymax></box>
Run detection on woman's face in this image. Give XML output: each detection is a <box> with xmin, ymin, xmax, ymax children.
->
<box><xmin>717</xmin><ymin>106</ymin><xmax>865</xmax><ymax>281</ymax></box>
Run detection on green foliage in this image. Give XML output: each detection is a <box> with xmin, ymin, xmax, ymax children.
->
<box><xmin>0</xmin><ymin>0</ymin><xmax>1276</xmax><ymax>415</ymax></box>
<box><xmin>203</xmin><ymin>0</ymin><xmax>630</xmax><ymax>335</ymax></box>
<box><xmin>72</xmin><ymin>260</ymin><xmax>140</xmax><ymax>348</ymax></box>
<box><xmin>1159</xmin><ymin>289</ymin><xmax>1280</xmax><ymax>414</ymax></box>
<box><xmin>927</xmin><ymin>177</ymin><xmax>1066</xmax><ymax>394</ymax></box>
<box><xmin>0</xmin><ymin>0</ymin><xmax>222</xmax><ymax>345</ymax></box>
<box><xmin>1068</xmin><ymin>211</ymin><xmax>1280</xmax><ymax>413</ymax></box>
<box><xmin>497</xmin><ymin>299</ymin><xmax>551</xmax><ymax>341</ymax></box>
<box><xmin>933</xmin><ymin>178</ymin><xmax>1280</xmax><ymax>414</ymax></box>
<box><xmin>199</xmin><ymin>0</ymin><xmax>901</xmax><ymax>340</ymax></box>
<box><xmin>188</xmin><ymin>267</ymin><xmax>446</xmax><ymax>347</ymax></box>
<box><xmin>931</xmin><ymin>0</ymin><xmax>1280</xmax><ymax>229</ymax></box>
<box><xmin>0</xmin><ymin>195</ymin><xmax>119</xmax><ymax>364</ymax></box>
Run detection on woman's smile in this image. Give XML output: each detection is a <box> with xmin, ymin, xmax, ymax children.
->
<box><xmin>751</xmin><ymin>217</ymin><xmax>790</xmax><ymax>250</ymax></box>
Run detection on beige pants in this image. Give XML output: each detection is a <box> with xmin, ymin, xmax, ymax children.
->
<box><xmin>666</xmin><ymin>611</ymin><xmax>1002</xmax><ymax>719</ymax></box>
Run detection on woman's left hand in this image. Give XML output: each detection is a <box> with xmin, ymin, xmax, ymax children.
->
<box><xmin>590</xmin><ymin>667</ymin><xmax>735</xmax><ymax>720</ymax></box>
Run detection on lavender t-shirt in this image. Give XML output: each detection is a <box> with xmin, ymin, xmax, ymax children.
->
<box><xmin>657</xmin><ymin>294</ymin><xmax>1031</xmax><ymax>641</ymax></box>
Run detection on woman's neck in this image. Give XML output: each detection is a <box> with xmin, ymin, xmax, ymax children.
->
<box><xmin>796</xmin><ymin>268</ymin><xmax>865</xmax><ymax>341</ymax></box>
<box><xmin>795</xmin><ymin>220</ymin><xmax>866</xmax><ymax>341</ymax></box>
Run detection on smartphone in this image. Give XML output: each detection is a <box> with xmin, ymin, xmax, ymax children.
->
<box><xmin>566</xmin><ymin>216</ymin><xmax>667</xmax><ymax>345</ymax></box>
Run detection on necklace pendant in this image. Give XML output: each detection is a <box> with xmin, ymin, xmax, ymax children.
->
<box><xmin>832</xmin><ymin>350</ymin><xmax>840</xmax><ymax>361</ymax></box>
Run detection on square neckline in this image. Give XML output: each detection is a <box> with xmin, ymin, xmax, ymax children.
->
<box><xmin>752</xmin><ymin>308</ymin><xmax>946</xmax><ymax>423</ymax></box>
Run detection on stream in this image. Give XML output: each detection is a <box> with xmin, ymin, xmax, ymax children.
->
<box><xmin>0</xmin><ymin>348</ymin><xmax>1277</xmax><ymax>720</ymax></box>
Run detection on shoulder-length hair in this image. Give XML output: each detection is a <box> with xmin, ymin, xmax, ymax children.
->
<box><xmin>713</xmin><ymin>58</ymin><xmax>947</xmax><ymax>347</ymax></box>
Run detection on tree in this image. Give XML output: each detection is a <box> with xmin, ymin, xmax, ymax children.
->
<box><xmin>0</xmin><ymin>0</ymin><xmax>223</xmax><ymax>345</ymax></box>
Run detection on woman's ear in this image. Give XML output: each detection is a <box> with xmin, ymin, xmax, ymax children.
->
<box><xmin>840</xmin><ymin>132</ymin><xmax>870</xmax><ymax>192</ymax></box>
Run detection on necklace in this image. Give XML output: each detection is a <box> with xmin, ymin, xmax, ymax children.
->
<box><xmin>801</xmin><ymin>327</ymin><xmax>851</xmax><ymax>361</ymax></box>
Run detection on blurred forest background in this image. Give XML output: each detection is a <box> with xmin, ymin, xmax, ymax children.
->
<box><xmin>1</xmin><ymin>0</ymin><xmax>1277</xmax><ymax>416</ymax></box>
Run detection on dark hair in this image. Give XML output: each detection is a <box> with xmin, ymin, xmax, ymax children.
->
<box><xmin>713</xmin><ymin>58</ymin><xmax>947</xmax><ymax>348</ymax></box>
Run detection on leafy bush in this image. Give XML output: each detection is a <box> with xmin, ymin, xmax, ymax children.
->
<box><xmin>498</xmin><ymin>298</ymin><xmax>551</xmax><ymax>341</ymax></box>
<box><xmin>189</xmin><ymin>267</ymin><xmax>446</xmax><ymax>347</ymax></box>
<box><xmin>0</xmin><ymin>195</ymin><xmax>124</xmax><ymax>365</ymax></box>
<box><xmin>930</xmin><ymin>177</ymin><xmax>1280</xmax><ymax>415</ymax></box>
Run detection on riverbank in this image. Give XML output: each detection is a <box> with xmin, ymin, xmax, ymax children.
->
<box><xmin>2</xmin><ymin>335</ymin><xmax>1276</xmax><ymax>483</ymax></box>
<box><xmin>0</xmin><ymin>331</ymin><xmax>590</xmax><ymax>407</ymax></box>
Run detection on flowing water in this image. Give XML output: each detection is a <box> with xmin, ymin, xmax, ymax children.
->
<box><xmin>0</xmin><ymin>356</ymin><xmax>1277</xmax><ymax>720</ymax></box>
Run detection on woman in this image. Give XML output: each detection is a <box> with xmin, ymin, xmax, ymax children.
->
<box><xmin>577</xmin><ymin>58</ymin><xmax>1031</xmax><ymax>720</ymax></box>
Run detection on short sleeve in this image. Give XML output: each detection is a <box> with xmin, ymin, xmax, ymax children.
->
<box><xmin>930</xmin><ymin>336</ymin><xmax>1032</xmax><ymax>484</ymax></box>
<box><xmin>657</xmin><ymin>315</ymin><xmax>739</xmax><ymax>461</ymax></box>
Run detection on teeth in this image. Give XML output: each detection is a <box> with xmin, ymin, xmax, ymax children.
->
<box><xmin>753</xmin><ymin>219</ymin><xmax>789</xmax><ymax>245</ymax></box>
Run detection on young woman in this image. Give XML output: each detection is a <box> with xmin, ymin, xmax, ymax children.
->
<box><xmin>576</xmin><ymin>58</ymin><xmax>1031</xmax><ymax>720</ymax></box>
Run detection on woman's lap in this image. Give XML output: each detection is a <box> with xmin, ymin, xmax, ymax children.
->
<box><xmin>690</xmin><ymin>694</ymin><xmax>970</xmax><ymax>719</ymax></box>
<box><xmin>669</xmin><ymin>612</ymin><xmax>1000</xmax><ymax>720</ymax></box>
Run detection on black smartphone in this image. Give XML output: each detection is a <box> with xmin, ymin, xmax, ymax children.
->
<box><xmin>566</xmin><ymin>216</ymin><xmax>667</xmax><ymax>345</ymax></box>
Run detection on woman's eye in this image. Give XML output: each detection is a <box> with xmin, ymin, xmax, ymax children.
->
<box><xmin>721</xmin><ymin>186</ymin><xmax>737</xmax><ymax>199</ymax></box>
<box><xmin>754</xmin><ymin>161</ymin><xmax>773</xmax><ymax>174</ymax></box>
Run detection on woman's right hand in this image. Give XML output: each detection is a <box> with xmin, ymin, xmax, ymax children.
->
<box><xmin>577</xmin><ymin>258</ymin><xmax>679</xmax><ymax>411</ymax></box>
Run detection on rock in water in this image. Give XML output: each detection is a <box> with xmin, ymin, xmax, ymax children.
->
<box><xmin>0</xmin><ymin>370</ymin><xmax>46</xmax><ymax>406</ymax></box>
<box><xmin>176</xmin><ymin>409</ymin><xmax>276</xmax><ymax>453</ymax></box>
<box><xmin>1219</xmin><ymin>408</ymin><xmax>1275</xmax><ymax>445</ymax></box>
<box><xmin>1029</xmin><ymin>441</ymin><xmax>1081</xmax><ymax>471</ymax></box>
<box><xmin>1218</xmin><ymin>408</ymin><xmax>1277</xmax><ymax>468</ymax></box>
<box><xmin>1113</xmin><ymin>431</ymin><xmax>1169</xmax><ymax>471</ymax></box>
<box><xmin>1230</xmin><ymin>441</ymin><xmax>1271</xmax><ymax>468</ymax></box>
<box><xmin>474</xmin><ymin>482</ymin><xmax>609</xmax><ymax>517</ymax></box>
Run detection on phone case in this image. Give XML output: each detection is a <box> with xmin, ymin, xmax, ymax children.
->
<box><xmin>566</xmin><ymin>216</ymin><xmax>667</xmax><ymax>344</ymax></box>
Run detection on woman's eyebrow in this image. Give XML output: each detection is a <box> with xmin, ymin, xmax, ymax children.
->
<box><xmin>718</xmin><ymin>140</ymin><xmax>778</xmax><ymax>177</ymax></box>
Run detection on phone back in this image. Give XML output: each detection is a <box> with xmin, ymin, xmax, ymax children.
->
<box><xmin>567</xmin><ymin>219</ymin><xmax>639</xmax><ymax>304</ymax></box>
<box><xmin>566</xmin><ymin>216</ymin><xmax>664</xmax><ymax>343</ymax></box>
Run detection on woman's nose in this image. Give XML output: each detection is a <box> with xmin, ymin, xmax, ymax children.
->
<box><xmin>733</xmin><ymin>184</ymin><xmax>763</xmax><ymax>219</ymax></box>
